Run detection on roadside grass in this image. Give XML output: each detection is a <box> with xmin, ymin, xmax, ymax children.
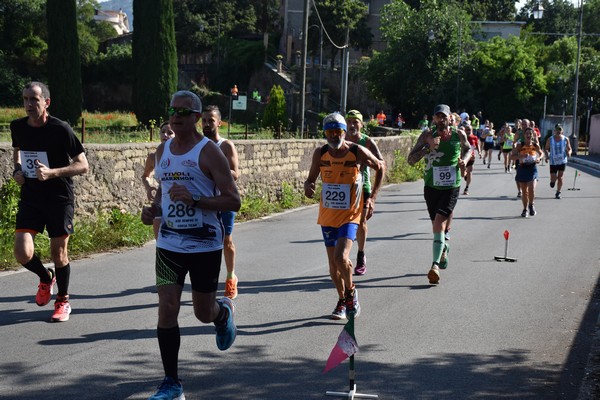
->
<box><xmin>387</xmin><ymin>150</ymin><xmax>425</xmax><ymax>183</ymax></box>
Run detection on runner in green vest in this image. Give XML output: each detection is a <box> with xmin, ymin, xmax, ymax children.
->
<box><xmin>345</xmin><ymin>109</ymin><xmax>386</xmax><ymax>276</ymax></box>
<box><xmin>408</xmin><ymin>104</ymin><xmax>472</xmax><ymax>285</ymax></box>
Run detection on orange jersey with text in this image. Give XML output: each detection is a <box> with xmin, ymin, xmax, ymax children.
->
<box><xmin>317</xmin><ymin>144</ymin><xmax>363</xmax><ymax>227</ymax></box>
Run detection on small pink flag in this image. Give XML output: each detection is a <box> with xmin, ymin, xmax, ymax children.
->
<box><xmin>323</xmin><ymin>318</ymin><xmax>358</xmax><ymax>374</ymax></box>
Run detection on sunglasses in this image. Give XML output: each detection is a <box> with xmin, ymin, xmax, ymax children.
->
<box><xmin>325</xmin><ymin>128</ymin><xmax>345</xmax><ymax>137</ymax></box>
<box><xmin>168</xmin><ymin>107</ymin><xmax>200</xmax><ymax>117</ymax></box>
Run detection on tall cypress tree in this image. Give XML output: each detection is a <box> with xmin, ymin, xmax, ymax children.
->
<box><xmin>132</xmin><ymin>0</ymin><xmax>178</xmax><ymax>126</ymax></box>
<box><xmin>46</xmin><ymin>0</ymin><xmax>82</xmax><ymax>124</ymax></box>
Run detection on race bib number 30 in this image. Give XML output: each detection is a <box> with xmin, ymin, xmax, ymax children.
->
<box><xmin>433</xmin><ymin>166</ymin><xmax>457</xmax><ymax>187</ymax></box>
<box><xmin>20</xmin><ymin>150</ymin><xmax>49</xmax><ymax>178</ymax></box>
<box><xmin>322</xmin><ymin>183</ymin><xmax>351</xmax><ymax>209</ymax></box>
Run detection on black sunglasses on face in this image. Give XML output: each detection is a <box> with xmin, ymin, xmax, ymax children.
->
<box><xmin>168</xmin><ymin>107</ymin><xmax>200</xmax><ymax>116</ymax></box>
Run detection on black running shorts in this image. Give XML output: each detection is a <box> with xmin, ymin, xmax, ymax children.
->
<box><xmin>16</xmin><ymin>201</ymin><xmax>74</xmax><ymax>237</ymax></box>
<box><xmin>424</xmin><ymin>186</ymin><xmax>460</xmax><ymax>221</ymax></box>
<box><xmin>155</xmin><ymin>247</ymin><xmax>222</xmax><ymax>293</ymax></box>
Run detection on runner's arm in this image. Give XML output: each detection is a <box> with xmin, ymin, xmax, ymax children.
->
<box><xmin>458</xmin><ymin>130</ymin><xmax>472</xmax><ymax>165</ymax></box>
<box><xmin>195</xmin><ymin>142</ymin><xmax>241</xmax><ymax>212</ymax></box>
<box><xmin>304</xmin><ymin>148</ymin><xmax>321</xmax><ymax>198</ymax></box>
<box><xmin>407</xmin><ymin>130</ymin><xmax>431</xmax><ymax>165</ymax></box>
<box><xmin>12</xmin><ymin>147</ymin><xmax>24</xmax><ymax>185</ymax></box>
<box><xmin>221</xmin><ymin>140</ymin><xmax>240</xmax><ymax>181</ymax></box>
<box><xmin>142</xmin><ymin>153</ymin><xmax>157</xmax><ymax>201</ymax></box>
<box><xmin>359</xmin><ymin>146</ymin><xmax>385</xmax><ymax>203</ymax></box>
<box><xmin>35</xmin><ymin>151</ymin><xmax>89</xmax><ymax>181</ymax></box>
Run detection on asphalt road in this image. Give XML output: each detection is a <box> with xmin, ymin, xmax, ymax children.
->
<box><xmin>1</xmin><ymin>159</ymin><xmax>599</xmax><ymax>400</ymax></box>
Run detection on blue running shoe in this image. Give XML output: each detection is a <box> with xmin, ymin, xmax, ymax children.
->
<box><xmin>215</xmin><ymin>297</ymin><xmax>236</xmax><ymax>351</ymax></box>
<box><xmin>148</xmin><ymin>377</ymin><xmax>185</xmax><ymax>400</ymax></box>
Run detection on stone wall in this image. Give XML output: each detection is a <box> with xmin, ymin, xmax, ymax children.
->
<box><xmin>0</xmin><ymin>136</ymin><xmax>413</xmax><ymax>217</ymax></box>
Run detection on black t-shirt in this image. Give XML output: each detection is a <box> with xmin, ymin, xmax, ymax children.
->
<box><xmin>11</xmin><ymin>116</ymin><xmax>85</xmax><ymax>204</ymax></box>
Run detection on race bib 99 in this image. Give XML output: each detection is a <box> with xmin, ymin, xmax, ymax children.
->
<box><xmin>433</xmin><ymin>166</ymin><xmax>456</xmax><ymax>187</ymax></box>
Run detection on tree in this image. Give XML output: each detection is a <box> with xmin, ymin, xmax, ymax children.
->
<box><xmin>214</xmin><ymin>38</ymin><xmax>267</xmax><ymax>93</ymax></box>
<box><xmin>458</xmin><ymin>0</ymin><xmax>517</xmax><ymax>21</ymax></box>
<box><xmin>0</xmin><ymin>51</ymin><xmax>29</xmax><ymax>106</ymax></box>
<box><xmin>262</xmin><ymin>85</ymin><xmax>287</xmax><ymax>133</ymax></box>
<box><xmin>249</xmin><ymin>0</ymin><xmax>280</xmax><ymax>34</ymax></box>
<box><xmin>470</xmin><ymin>35</ymin><xmax>547</xmax><ymax>122</ymax></box>
<box><xmin>0</xmin><ymin>0</ymin><xmax>47</xmax><ymax>92</ymax></box>
<box><xmin>132</xmin><ymin>0</ymin><xmax>178</xmax><ymax>126</ymax></box>
<box><xmin>173</xmin><ymin>0</ymin><xmax>258</xmax><ymax>54</ymax></box>
<box><xmin>310</xmin><ymin>0</ymin><xmax>370</xmax><ymax>68</ymax></box>
<box><xmin>582</xmin><ymin>0</ymin><xmax>600</xmax><ymax>50</ymax></box>
<box><xmin>402</xmin><ymin>0</ymin><xmax>517</xmax><ymax>21</ymax></box>
<box><xmin>46</xmin><ymin>0</ymin><xmax>82</xmax><ymax>124</ymax></box>
<box><xmin>365</xmin><ymin>0</ymin><xmax>474</xmax><ymax>116</ymax></box>
<box><xmin>538</xmin><ymin>36</ymin><xmax>577</xmax><ymax>114</ymax></box>
<box><xmin>76</xmin><ymin>0</ymin><xmax>118</xmax><ymax>66</ymax></box>
<box><xmin>518</xmin><ymin>0</ymin><xmax>578</xmax><ymax>45</ymax></box>
<box><xmin>83</xmin><ymin>43</ymin><xmax>132</xmax><ymax>85</ymax></box>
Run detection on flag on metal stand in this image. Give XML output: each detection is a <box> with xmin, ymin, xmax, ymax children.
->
<box><xmin>324</xmin><ymin>312</ymin><xmax>379</xmax><ymax>398</ymax></box>
<box><xmin>323</xmin><ymin>314</ymin><xmax>358</xmax><ymax>374</ymax></box>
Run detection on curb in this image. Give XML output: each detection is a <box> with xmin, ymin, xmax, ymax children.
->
<box><xmin>570</xmin><ymin>157</ymin><xmax>600</xmax><ymax>171</ymax></box>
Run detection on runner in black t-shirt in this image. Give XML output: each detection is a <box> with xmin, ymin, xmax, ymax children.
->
<box><xmin>11</xmin><ymin>81</ymin><xmax>88</xmax><ymax>322</ymax></box>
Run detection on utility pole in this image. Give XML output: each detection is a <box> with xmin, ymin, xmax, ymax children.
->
<box><xmin>456</xmin><ymin>21</ymin><xmax>462</xmax><ymax>111</ymax></box>
<box><xmin>340</xmin><ymin>27</ymin><xmax>350</xmax><ymax>115</ymax></box>
<box><xmin>299</xmin><ymin>0</ymin><xmax>309</xmax><ymax>135</ymax></box>
<box><xmin>571</xmin><ymin>0</ymin><xmax>584</xmax><ymax>155</ymax></box>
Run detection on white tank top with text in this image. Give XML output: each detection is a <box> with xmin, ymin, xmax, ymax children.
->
<box><xmin>155</xmin><ymin>136</ymin><xmax>223</xmax><ymax>253</ymax></box>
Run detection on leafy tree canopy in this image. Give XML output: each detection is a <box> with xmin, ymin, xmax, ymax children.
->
<box><xmin>470</xmin><ymin>35</ymin><xmax>547</xmax><ymax>121</ymax></box>
<box><xmin>368</xmin><ymin>0</ymin><xmax>473</xmax><ymax>115</ymax></box>
<box><xmin>401</xmin><ymin>0</ymin><xmax>517</xmax><ymax>21</ymax></box>
<box><xmin>173</xmin><ymin>0</ymin><xmax>279</xmax><ymax>54</ymax></box>
<box><xmin>309</xmin><ymin>0</ymin><xmax>370</xmax><ymax>65</ymax></box>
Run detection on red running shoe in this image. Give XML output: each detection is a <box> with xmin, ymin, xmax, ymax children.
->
<box><xmin>51</xmin><ymin>296</ymin><xmax>71</xmax><ymax>322</ymax></box>
<box><xmin>35</xmin><ymin>268</ymin><xmax>56</xmax><ymax>306</ymax></box>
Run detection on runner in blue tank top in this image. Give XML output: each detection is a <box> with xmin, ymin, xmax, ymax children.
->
<box><xmin>544</xmin><ymin>123</ymin><xmax>572</xmax><ymax>199</ymax></box>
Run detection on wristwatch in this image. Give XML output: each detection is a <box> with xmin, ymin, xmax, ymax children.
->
<box><xmin>192</xmin><ymin>194</ymin><xmax>201</xmax><ymax>208</ymax></box>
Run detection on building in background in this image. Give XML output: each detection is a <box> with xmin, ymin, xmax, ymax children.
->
<box><xmin>93</xmin><ymin>8</ymin><xmax>130</xmax><ymax>35</ymax></box>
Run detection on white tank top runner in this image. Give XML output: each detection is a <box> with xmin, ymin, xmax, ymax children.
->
<box><xmin>156</xmin><ymin>136</ymin><xmax>224</xmax><ymax>253</ymax></box>
<box><xmin>549</xmin><ymin>136</ymin><xmax>568</xmax><ymax>165</ymax></box>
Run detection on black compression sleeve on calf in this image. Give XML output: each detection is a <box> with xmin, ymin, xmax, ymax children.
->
<box><xmin>56</xmin><ymin>264</ymin><xmax>71</xmax><ymax>297</ymax></box>
<box><xmin>23</xmin><ymin>256</ymin><xmax>51</xmax><ymax>282</ymax></box>
<box><xmin>157</xmin><ymin>325</ymin><xmax>180</xmax><ymax>381</ymax></box>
